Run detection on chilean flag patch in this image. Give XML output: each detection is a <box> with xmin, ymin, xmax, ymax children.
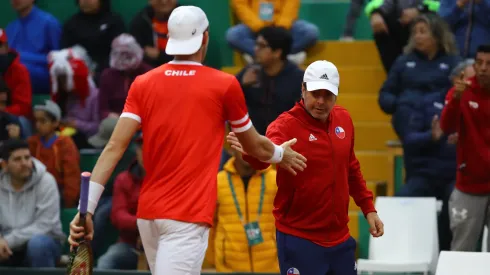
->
<box><xmin>335</xmin><ymin>126</ymin><xmax>346</xmax><ymax>139</ymax></box>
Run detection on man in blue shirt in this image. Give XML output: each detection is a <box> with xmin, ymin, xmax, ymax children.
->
<box><xmin>6</xmin><ymin>0</ymin><xmax>61</xmax><ymax>94</ymax></box>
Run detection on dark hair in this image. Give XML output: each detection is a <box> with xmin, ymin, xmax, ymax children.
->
<box><xmin>1</xmin><ymin>139</ymin><xmax>29</xmax><ymax>161</ymax></box>
<box><xmin>477</xmin><ymin>44</ymin><xmax>490</xmax><ymax>54</ymax></box>
<box><xmin>258</xmin><ymin>26</ymin><xmax>292</xmax><ymax>60</ymax></box>
<box><xmin>76</xmin><ymin>0</ymin><xmax>111</xmax><ymax>13</ymax></box>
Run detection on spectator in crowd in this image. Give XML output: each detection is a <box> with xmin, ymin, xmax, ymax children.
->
<box><xmin>393</xmin><ymin>90</ymin><xmax>457</xmax><ymax>251</ymax></box>
<box><xmin>61</xmin><ymin>0</ymin><xmax>126</xmax><ymax>80</ymax></box>
<box><xmin>440</xmin><ymin>44</ymin><xmax>490</xmax><ymax>251</ymax></box>
<box><xmin>0</xmin><ymin>139</ymin><xmax>65</xmax><ymax>268</ymax></box>
<box><xmin>0</xmin><ymin>29</ymin><xmax>32</xmax><ymax>137</ymax></box>
<box><xmin>341</xmin><ymin>0</ymin><xmax>365</xmax><ymax>41</ymax></box>
<box><xmin>28</xmin><ymin>100</ymin><xmax>81</xmax><ymax>208</ymax></box>
<box><xmin>130</xmin><ymin>0</ymin><xmax>178</xmax><ymax>67</ymax></box>
<box><xmin>439</xmin><ymin>0</ymin><xmax>490</xmax><ymax>58</ymax></box>
<box><xmin>98</xmin><ymin>34</ymin><xmax>153</xmax><ymax>119</ymax></box>
<box><xmin>211</xmin><ymin>148</ymin><xmax>279</xmax><ymax>273</ymax></box>
<box><xmin>364</xmin><ymin>0</ymin><xmax>440</xmax><ymax>72</ymax></box>
<box><xmin>378</xmin><ymin>14</ymin><xmax>461</xmax><ymax>124</ymax></box>
<box><xmin>236</xmin><ymin>27</ymin><xmax>303</xmax><ymax>136</ymax></box>
<box><xmin>87</xmin><ymin>116</ymin><xmax>136</xmax><ymax>258</ymax></box>
<box><xmin>97</xmin><ymin>134</ymin><xmax>144</xmax><ymax>270</ymax></box>
<box><xmin>0</xmin><ymin>79</ymin><xmax>24</xmax><ymax>142</ymax></box>
<box><xmin>449</xmin><ymin>59</ymin><xmax>475</xmax><ymax>85</ymax></box>
<box><xmin>5</xmin><ymin>0</ymin><xmax>61</xmax><ymax>94</ymax></box>
<box><xmin>48</xmin><ymin>45</ymin><xmax>100</xmax><ymax>149</ymax></box>
<box><xmin>227</xmin><ymin>0</ymin><xmax>319</xmax><ymax>65</ymax></box>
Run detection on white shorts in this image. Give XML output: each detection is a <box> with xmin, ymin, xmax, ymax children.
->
<box><xmin>137</xmin><ymin>219</ymin><xmax>210</xmax><ymax>275</ymax></box>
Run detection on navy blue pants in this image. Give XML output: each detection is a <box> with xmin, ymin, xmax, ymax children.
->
<box><xmin>277</xmin><ymin>230</ymin><xmax>357</xmax><ymax>275</ymax></box>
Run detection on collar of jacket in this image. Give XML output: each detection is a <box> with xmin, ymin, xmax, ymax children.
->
<box><xmin>468</xmin><ymin>76</ymin><xmax>490</xmax><ymax>93</ymax></box>
<box><xmin>289</xmin><ymin>100</ymin><xmax>333</xmax><ymax>130</ymax></box>
<box><xmin>223</xmin><ymin>157</ymin><xmax>272</xmax><ymax>175</ymax></box>
<box><xmin>413</xmin><ymin>49</ymin><xmax>446</xmax><ymax>61</ymax></box>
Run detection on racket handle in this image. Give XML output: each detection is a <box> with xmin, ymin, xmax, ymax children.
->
<box><xmin>79</xmin><ymin>172</ymin><xmax>91</xmax><ymax>215</ymax></box>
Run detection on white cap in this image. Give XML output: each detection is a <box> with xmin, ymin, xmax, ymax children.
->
<box><xmin>303</xmin><ymin>60</ymin><xmax>340</xmax><ymax>95</ymax></box>
<box><xmin>166</xmin><ymin>6</ymin><xmax>209</xmax><ymax>55</ymax></box>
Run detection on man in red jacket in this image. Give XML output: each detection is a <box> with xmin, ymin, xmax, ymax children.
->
<box><xmin>228</xmin><ymin>60</ymin><xmax>384</xmax><ymax>275</ymax></box>
<box><xmin>0</xmin><ymin>28</ymin><xmax>32</xmax><ymax>118</ymax></box>
<box><xmin>440</xmin><ymin>44</ymin><xmax>490</xmax><ymax>252</ymax></box>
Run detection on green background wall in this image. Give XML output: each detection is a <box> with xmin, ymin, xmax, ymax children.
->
<box><xmin>0</xmin><ymin>0</ymin><xmax>373</xmax><ymax>68</ymax></box>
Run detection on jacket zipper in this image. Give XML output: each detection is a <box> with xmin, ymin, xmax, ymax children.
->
<box><xmin>327</xmin><ymin>129</ymin><xmax>338</xmax><ymax>226</ymax></box>
<box><xmin>244</xmin><ymin>183</ymin><xmax>254</xmax><ymax>272</ymax></box>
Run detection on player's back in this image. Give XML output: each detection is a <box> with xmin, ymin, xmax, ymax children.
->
<box><xmin>128</xmin><ymin>61</ymin><xmax>240</xmax><ymax>224</ymax></box>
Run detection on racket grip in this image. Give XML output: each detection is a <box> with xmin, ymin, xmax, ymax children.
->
<box><xmin>79</xmin><ymin>172</ymin><xmax>91</xmax><ymax>215</ymax></box>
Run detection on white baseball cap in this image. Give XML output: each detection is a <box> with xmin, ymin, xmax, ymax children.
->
<box><xmin>165</xmin><ymin>6</ymin><xmax>209</xmax><ymax>55</ymax></box>
<box><xmin>303</xmin><ymin>60</ymin><xmax>340</xmax><ymax>95</ymax></box>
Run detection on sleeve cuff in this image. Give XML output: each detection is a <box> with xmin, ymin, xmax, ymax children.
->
<box><xmin>358</xmin><ymin>198</ymin><xmax>377</xmax><ymax>217</ymax></box>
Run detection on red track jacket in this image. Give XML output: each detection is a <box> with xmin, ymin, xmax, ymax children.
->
<box><xmin>244</xmin><ymin>101</ymin><xmax>376</xmax><ymax>247</ymax></box>
<box><xmin>2</xmin><ymin>51</ymin><xmax>32</xmax><ymax>117</ymax></box>
<box><xmin>440</xmin><ymin>77</ymin><xmax>490</xmax><ymax>194</ymax></box>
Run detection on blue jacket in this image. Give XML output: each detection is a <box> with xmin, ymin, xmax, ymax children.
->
<box><xmin>6</xmin><ymin>6</ymin><xmax>61</xmax><ymax>94</ymax></box>
<box><xmin>393</xmin><ymin>92</ymin><xmax>457</xmax><ymax>180</ymax></box>
<box><xmin>439</xmin><ymin>0</ymin><xmax>490</xmax><ymax>58</ymax></box>
<box><xmin>236</xmin><ymin>62</ymin><xmax>303</xmax><ymax>135</ymax></box>
<box><xmin>378</xmin><ymin>51</ymin><xmax>461</xmax><ymax>114</ymax></box>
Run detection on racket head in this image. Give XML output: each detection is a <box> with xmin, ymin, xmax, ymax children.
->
<box><xmin>67</xmin><ymin>242</ymin><xmax>93</xmax><ymax>275</ymax></box>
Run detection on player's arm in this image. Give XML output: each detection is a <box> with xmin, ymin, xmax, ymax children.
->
<box><xmin>440</xmin><ymin>88</ymin><xmax>461</xmax><ymax>134</ymax></box>
<box><xmin>224</xmin><ymin>78</ymin><xmax>306</xmax><ymax>174</ymax></box>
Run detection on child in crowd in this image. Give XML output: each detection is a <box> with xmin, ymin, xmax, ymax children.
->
<box><xmin>27</xmin><ymin>100</ymin><xmax>81</xmax><ymax>207</ymax></box>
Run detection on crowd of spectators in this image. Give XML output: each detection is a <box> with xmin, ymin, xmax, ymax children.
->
<box><xmin>0</xmin><ymin>0</ymin><xmax>489</xmax><ymax>273</ymax></box>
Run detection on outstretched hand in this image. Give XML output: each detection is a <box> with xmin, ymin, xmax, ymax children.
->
<box><xmin>278</xmin><ymin>138</ymin><xmax>307</xmax><ymax>175</ymax></box>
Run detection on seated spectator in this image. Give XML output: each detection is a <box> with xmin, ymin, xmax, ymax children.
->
<box><xmin>365</xmin><ymin>0</ymin><xmax>440</xmax><ymax>72</ymax></box>
<box><xmin>61</xmin><ymin>0</ymin><xmax>126</xmax><ymax>80</ymax></box>
<box><xmin>28</xmin><ymin>100</ymin><xmax>81</xmax><ymax>208</ymax></box>
<box><xmin>0</xmin><ymin>79</ymin><xmax>24</xmax><ymax>142</ymax></box>
<box><xmin>394</xmin><ymin>91</ymin><xmax>457</xmax><ymax>251</ymax></box>
<box><xmin>97</xmin><ymin>134</ymin><xmax>144</xmax><ymax>270</ymax></box>
<box><xmin>439</xmin><ymin>0</ymin><xmax>490</xmax><ymax>58</ymax></box>
<box><xmin>130</xmin><ymin>0</ymin><xmax>178</xmax><ymax>67</ymax></box>
<box><xmin>378</xmin><ymin>14</ymin><xmax>461</xmax><ymax>119</ymax></box>
<box><xmin>48</xmin><ymin>45</ymin><xmax>100</xmax><ymax>149</ymax></box>
<box><xmin>87</xmin><ymin>116</ymin><xmax>136</xmax><ymax>259</ymax></box>
<box><xmin>227</xmin><ymin>0</ymin><xmax>319</xmax><ymax>65</ymax></box>
<box><xmin>5</xmin><ymin>0</ymin><xmax>61</xmax><ymax>94</ymax></box>
<box><xmin>0</xmin><ymin>29</ymin><xmax>32</xmax><ymax>119</ymax></box>
<box><xmin>449</xmin><ymin>59</ymin><xmax>475</xmax><ymax>85</ymax></box>
<box><xmin>99</xmin><ymin>34</ymin><xmax>153</xmax><ymax>119</ymax></box>
<box><xmin>211</xmin><ymin>148</ymin><xmax>278</xmax><ymax>272</ymax></box>
<box><xmin>0</xmin><ymin>139</ymin><xmax>65</xmax><ymax>268</ymax></box>
<box><xmin>236</xmin><ymin>27</ymin><xmax>303</xmax><ymax>135</ymax></box>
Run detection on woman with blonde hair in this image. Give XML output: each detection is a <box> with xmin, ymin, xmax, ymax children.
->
<box><xmin>378</xmin><ymin>13</ymin><xmax>462</xmax><ymax>251</ymax></box>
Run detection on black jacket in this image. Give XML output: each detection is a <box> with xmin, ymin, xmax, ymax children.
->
<box><xmin>129</xmin><ymin>6</ymin><xmax>174</xmax><ymax>67</ymax></box>
<box><xmin>62</xmin><ymin>0</ymin><xmax>126</xmax><ymax>76</ymax></box>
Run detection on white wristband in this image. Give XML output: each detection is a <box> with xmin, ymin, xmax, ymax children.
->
<box><xmin>265</xmin><ymin>144</ymin><xmax>284</xmax><ymax>164</ymax></box>
<box><xmin>78</xmin><ymin>181</ymin><xmax>105</xmax><ymax>215</ymax></box>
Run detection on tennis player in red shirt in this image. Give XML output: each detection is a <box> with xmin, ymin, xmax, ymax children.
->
<box><xmin>228</xmin><ymin>60</ymin><xmax>384</xmax><ymax>275</ymax></box>
<box><xmin>67</xmin><ymin>6</ymin><xmax>306</xmax><ymax>275</ymax></box>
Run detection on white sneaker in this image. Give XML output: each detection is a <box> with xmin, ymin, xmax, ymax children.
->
<box><xmin>339</xmin><ymin>36</ymin><xmax>355</xmax><ymax>42</ymax></box>
<box><xmin>287</xmin><ymin>51</ymin><xmax>306</xmax><ymax>65</ymax></box>
<box><xmin>242</xmin><ymin>54</ymin><xmax>254</xmax><ymax>65</ymax></box>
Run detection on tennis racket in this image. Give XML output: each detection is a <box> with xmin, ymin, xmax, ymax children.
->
<box><xmin>66</xmin><ymin>172</ymin><xmax>94</xmax><ymax>275</ymax></box>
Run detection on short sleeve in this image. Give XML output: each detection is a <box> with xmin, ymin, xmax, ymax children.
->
<box><xmin>224</xmin><ymin>77</ymin><xmax>252</xmax><ymax>133</ymax></box>
<box><xmin>121</xmin><ymin>76</ymin><xmax>143</xmax><ymax>123</ymax></box>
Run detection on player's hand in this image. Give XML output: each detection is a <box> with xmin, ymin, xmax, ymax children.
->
<box><xmin>431</xmin><ymin>115</ymin><xmax>443</xmax><ymax>141</ymax></box>
<box><xmin>68</xmin><ymin>212</ymin><xmax>94</xmax><ymax>251</ymax></box>
<box><xmin>370</xmin><ymin>13</ymin><xmax>388</xmax><ymax>34</ymax></box>
<box><xmin>447</xmin><ymin>133</ymin><xmax>458</xmax><ymax>145</ymax></box>
<box><xmin>241</xmin><ymin>67</ymin><xmax>259</xmax><ymax>86</ymax></box>
<box><xmin>0</xmin><ymin>238</ymin><xmax>12</xmax><ymax>260</ymax></box>
<box><xmin>366</xmin><ymin>212</ymin><xmax>384</xmax><ymax>237</ymax></box>
<box><xmin>278</xmin><ymin>138</ymin><xmax>307</xmax><ymax>175</ymax></box>
<box><xmin>399</xmin><ymin>8</ymin><xmax>419</xmax><ymax>25</ymax></box>
<box><xmin>227</xmin><ymin>132</ymin><xmax>247</xmax><ymax>155</ymax></box>
<box><xmin>453</xmin><ymin>72</ymin><xmax>471</xmax><ymax>99</ymax></box>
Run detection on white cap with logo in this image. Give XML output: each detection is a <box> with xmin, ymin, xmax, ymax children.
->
<box><xmin>303</xmin><ymin>60</ymin><xmax>340</xmax><ymax>95</ymax></box>
<box><xmin>165</xmin><ymin>6</ymin><xmax>210</xmax><ymax>56</ymax></box>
